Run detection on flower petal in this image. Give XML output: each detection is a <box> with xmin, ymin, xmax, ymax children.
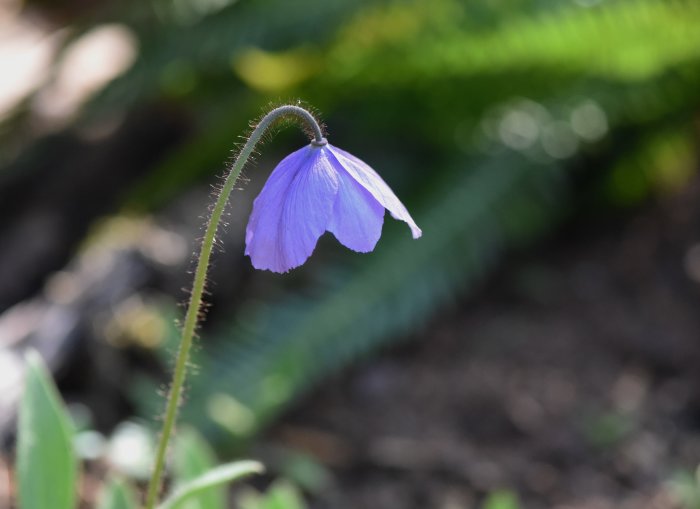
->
<box><xmin>327</xmin><ymin>144</ymin><xmax>422</xmax><ymax>239</ymax></box>
<box><xmin>326</xmin><ymin>163</ymin><xmax>385</xmax><ymax>253</ymax></box>
<box><xmin>245</xmin><ymin>145</ymin><xmax>338</xmax><ymax>272</ymax></box>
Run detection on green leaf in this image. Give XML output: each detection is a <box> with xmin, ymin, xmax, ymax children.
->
<box><xmin>97</xmin><ymin>478</ymin><xmax>138</xmax><ymax>509</ymax></box>
<box><xmin>277</xmin><ymin>451</ymin><xmax>331</xmax><ymax>494</ymax></box>
<box><xmin>482</xmin><ymin>490</ymin><xmax>520</xmax><ymax>509</ymax></box>
<box><xmin>173</xmin><ymin>427</ymin><xmax>225</xmax><ymax>509</ymax></box>
<box><xmin>669</xmin><ymin>468</ymin><xmax>700</xmax><ymax>509</ymax></box>
<box><xmin>261</xmin><ymin>481</ymin><xmax>306</xmax><ymax>509</ymax></box>
<box><xmin>17</xmin><ymin>350</ymin><xmax>77</xmax><ymax>509</ymax></box>
<box><xmin>158</xmin><ymin>460</ymin><xmax>264</xmax><ymax>509</ymax></box>
<box><xmin>238</xmin><ymin>480</ymin><xmax>307</xmax><ymax>509</ymax></box>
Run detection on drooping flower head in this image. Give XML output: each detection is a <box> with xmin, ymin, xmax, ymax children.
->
<box><xmin>245</xmin><ymin>139</ymin><xmax>421</xmax><ymax>273</ymax></box>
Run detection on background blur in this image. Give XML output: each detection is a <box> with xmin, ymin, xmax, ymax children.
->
<box><xmin>1</xmin><ymin>0</ymin><xmax>700</xmax><ymax>507</ymax></box>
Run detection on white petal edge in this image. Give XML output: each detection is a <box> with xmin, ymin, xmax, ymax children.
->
<box><xmin>326</xmin><ymin>145</ymin><xmax>422</xmax><ymax>239</ymax></box>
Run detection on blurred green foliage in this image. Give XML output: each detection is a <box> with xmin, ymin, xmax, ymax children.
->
<box><xmin>482</xmin><ymin>490</ymin><xmax>520</xmax><ymax>509</ymax></box>
<box><xmin>99</xmin><ymin>0</ymin><xmax>700</xmax><ymax>212</ymax></box>
<box><xmin>582</xmin><ymin>410</ymin><xmax>635</xmax><ymax>450</ymax></box>
<box><xmin>97</xmin><ymin>479</ymin><xmax>139</xmax><ymax>509</ymax></box>
<box><xmin>672</xmin><ymin>467</ymin><xmax>700</xmax><ymax>509</ymax></box>
<box><xmin>237</xmin><ymin>480</ymin><xmax>307</xmax><ymax>509</ymax></box>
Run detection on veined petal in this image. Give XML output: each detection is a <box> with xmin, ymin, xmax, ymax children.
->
<box><xmin>245</xmin><ymin>145</ymin><xmax>338</xmax><ymax>273</ymax></box>
<box><xmin>327</xmin><ymin>144</ymin><xmax>422</xmax><ymax>239</ymax></box>
<box><xmin>326</xmin><ymin>164</ymin><xmax>385</xmax><ymax>253</ymax></box>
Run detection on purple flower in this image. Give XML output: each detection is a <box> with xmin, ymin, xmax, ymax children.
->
<box><xmin>245</xmin><ymin>141</ymin><xmax>422</xmax><ymax>273</ymax></box>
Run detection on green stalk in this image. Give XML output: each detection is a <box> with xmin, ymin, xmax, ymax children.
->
<box><xmin>144</xmin><ymin>105</ymin><xmax>325</xmax><ymax>509</ymax></box>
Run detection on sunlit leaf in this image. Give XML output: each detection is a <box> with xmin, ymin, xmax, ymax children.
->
<box><xmin>158</xmin><ymin>460</ymin><xmax>264</xmax><ymax>509</ymax></box>
<box><xmin>17</xmin><ymin>350</ymin><xmax>77</xmax><ymax>509</ymax></box>
<box><xmin>482</xmin><ymin>490</ymin><xmax>520</xmax><ymax>509</ymax></box>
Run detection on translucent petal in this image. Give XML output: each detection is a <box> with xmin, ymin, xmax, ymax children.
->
<box><xmin>327</xmin><ymin>145</ymin><xmax>422</xmax><ymax>239</ymax></box>
<box><xmin>327</xmin><ymin>165</ymin><xmax>385</xmax><ymax>253</ymax></box>
<box><xmin>245</xmin><ymin>145</ymin><xmax>338</xmax><ymax>273</ymax></box>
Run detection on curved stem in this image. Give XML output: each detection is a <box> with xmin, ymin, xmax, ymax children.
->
<box><xmin>144</xmin><ymin>105</ymin><xmax>325</xmax><ymax>509</ymax></box>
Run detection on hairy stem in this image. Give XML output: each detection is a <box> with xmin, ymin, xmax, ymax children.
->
<box><xmin>144</xmin><ymin>105</ymin><xmax>325</xmax><ymax>509</ymax></box>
